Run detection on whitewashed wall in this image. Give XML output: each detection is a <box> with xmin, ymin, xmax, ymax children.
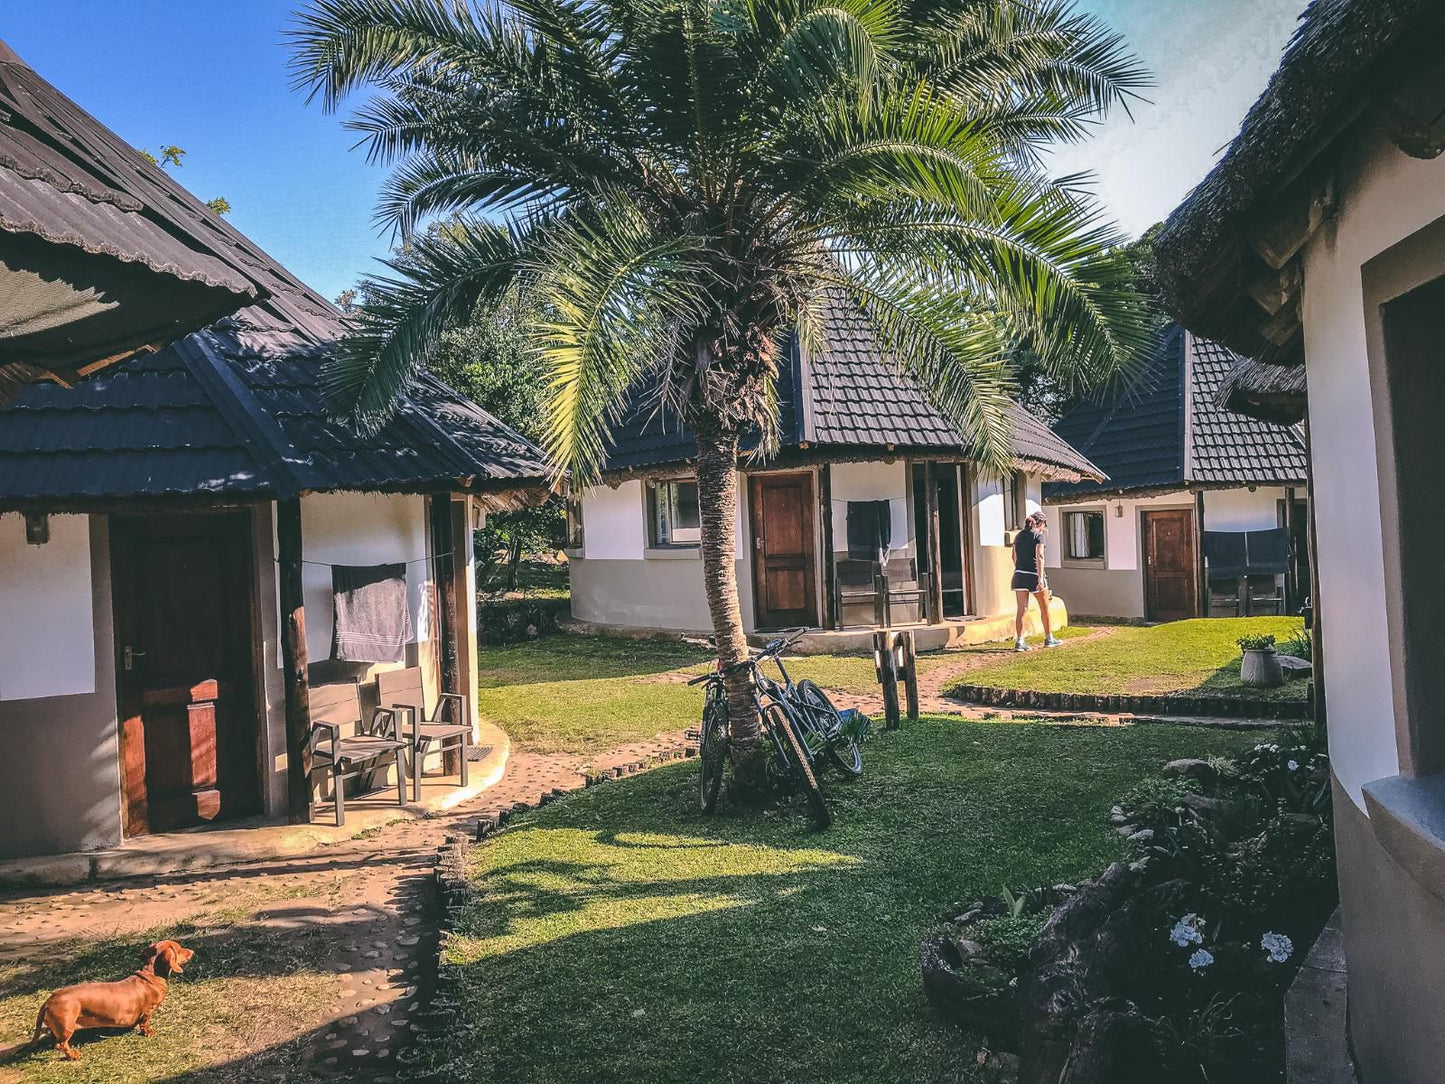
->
<box><xmin>0</xmin><ymin>513</ymin><xmax>96</xmax><ymax>701</ymax></box>
<box><xmin>291</xmin><ymin>492</ymin><xmax>433</xmax><ymax>663</ymax></box>
<box><xmin>580</xmin><ymin>480</ymin><xmax>647</xmax><ymax>560</ymax></box>
<box><xmin>828</xmin><ymin>460</ymin><xmax>910</xmax><ymax>555</ymax></box>
<box><xmin>975</xmin><ymin>473</ymin><xmax>1006</xmax><ymax>546</ymax></box>
<box><xmin>1300</xmin><ymin>130</ymin><xmax>1445</xmax><ymax>804</ymax></box>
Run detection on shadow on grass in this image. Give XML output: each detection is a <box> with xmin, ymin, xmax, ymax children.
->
<box><xmin>479</xmin><ymin>634</ymin><xmax>711</xmax><ymax>685</ymax></box>
<box><xmin>42</xmin><ymin>719</ymin><xmax>1275</xmax><ymax>1084</ymax></box>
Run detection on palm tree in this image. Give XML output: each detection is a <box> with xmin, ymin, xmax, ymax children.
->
<box><xmin>290</xmin><ymin>0</ymin><xmax>1151</xmax><ymax>788</ymax></box>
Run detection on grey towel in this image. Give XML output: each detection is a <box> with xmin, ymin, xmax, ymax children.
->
<box><xmin>331</xmin><ymin>563</ymin><xmax>412</xmax><ymax>663</ymax></box>
<box><xmin>1245</xmin><ymin>527</ymin><xmax>1291</xmax><ymax>575</ymax></box>
<box><xmin>1204</xmin><ymin>531</ymin><xmax>1248</xmax><ymax>579</ymax></box>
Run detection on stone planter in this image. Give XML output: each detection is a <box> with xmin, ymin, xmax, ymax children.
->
<box><xmin>1241</xmin><ymin>647</ymin><xmax>1285</xmax><ymax>688</ymax></box>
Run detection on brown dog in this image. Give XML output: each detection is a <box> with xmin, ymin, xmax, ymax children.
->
<box><xmin>30</xmin><ymin>940</ymin><xmax>193</xmax><ymax>1060</ymax></box>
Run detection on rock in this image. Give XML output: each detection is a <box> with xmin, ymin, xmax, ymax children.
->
<box><xmin>1278</xmin><ymin>654</ymin><xmax>1312</xmax><ymax>680</ymax></box>
<box><xmin>1125</xmin><ymin>829</ymin><xmax>1154</xmax><ymax>843</ymax></box>
<box><xmin>1162</xmin><ymin>758</ymin><xmax>1217</xmax><ymax>782</ymax></box>
<box><xmin>921</xmin><ymin>929</ymin><xmax>1020</xmax><ymax>1048</ymax></box>
<box><xmin>955</xmin><ymin>939</ymin><xmax>985</xmax><ymax>957</ymax></box>
<box><xmin>1108</xmin><ymin>805</ymin><xmax>1128</xmax><ymax>825</ymax></box>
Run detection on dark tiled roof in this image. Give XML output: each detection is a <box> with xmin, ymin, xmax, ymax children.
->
<box><xmin>0</xmin><ymin>40</ymin><xmax>338</xmax><ymax>393</ymax></box>
<box><xmin>1045</xmin><ymin>325</ymin><xmax>1307</xmax><ymax>502</ymax></box>
<box><xmin>601</xmin><ymin>297</ymin><xmax>1102</xmax><ymax>481</ymax></box>
<box><xmin>0</xmin><ymin>298</ymin><xmax>551</xmax><ymax>506</ymax></box>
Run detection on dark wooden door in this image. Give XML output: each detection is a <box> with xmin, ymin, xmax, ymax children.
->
<box><xmin>112</xmin><ymin>513</ymin><xmax>260</xmax><ymax>836</ymax></box>
<box><xmin>750</xmin><ymin>473</ymin><xmax>817</xmax><ymax>629</ymax></box>
<box><xmin>1142</xmin><ymin>509</ymin><xmax>1198</xmax><ymax>622</ymax></box>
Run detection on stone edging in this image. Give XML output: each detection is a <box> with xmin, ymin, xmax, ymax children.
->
<box><xmin>399</xmin><ymin>743</ymin><xmax>696</xmax><ymax>1080</ymax></box>
<box><xmin>946</xmin><ymin>684</ymin><xmax>1312</xmax><ymax>721</ymax></box>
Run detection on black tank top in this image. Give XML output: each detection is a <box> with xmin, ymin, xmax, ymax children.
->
<box><xmin>1013</xmin><ymin>526</ymin><xmax>1041</xmax><ymax>572</ymax></box>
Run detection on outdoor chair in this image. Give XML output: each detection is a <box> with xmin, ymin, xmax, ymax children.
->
<box><xmin>308</xmin><ymin>681</ymin><xmax>408</xmax><ymax>826</ymax></box>
<box><xmin>377</xmin><ymin>666</ymin><xmax>471</xmax><ymax>801</ymax></box>
<box><xmin>833</xmin><ymin>557</ymin><xmax>928</xmax><ymax>627</ymax></box>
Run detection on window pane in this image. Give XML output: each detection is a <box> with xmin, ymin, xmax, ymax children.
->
<box><xmin>1087</xmin><ymin>512</ymin><xmax>1105</xmax><ymax>558</ymax></box>
<box><xmin>1067</xmin><ymin>511</ymin><xmax>1104</xmax><ymax>559</ymax></box>
<box><xmin>652</xmin><ymin>483</ymin><xmax>671</xmax><ymax>545</ymax></box>
<box><xmin>675</xmin><ymin>482</ymin><xmax>700</xmax><ymax>529</ymax></box>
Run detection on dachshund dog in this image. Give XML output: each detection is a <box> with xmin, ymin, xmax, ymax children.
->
<box><xmin>31</xmin><ymin>940</ymin><xmax>194</xmax><ymax>1060</ymax></box>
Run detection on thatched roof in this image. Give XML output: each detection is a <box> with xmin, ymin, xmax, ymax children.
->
<box><xmin>1153</xmin><ymin>0</ymin><xmax>1445</xmax><ymax>368</ymax></box>
<box><xmin>1216</xmin><ymin>355</ymin><xmax>1309</xmax><ymax>426</ymax></box>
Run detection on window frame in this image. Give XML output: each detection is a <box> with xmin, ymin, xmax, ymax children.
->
<box><xmin>1000</xmin><ymin>470</ymin><xmax>1025</xmax><ymax>532</ymax></box>
<box><xmin>563</xmin><ymin>486</ymin><xmax>585</xmax><ymax>555</ymax></box>
<box><xmin>645</xmin><ymin>478</ymin><xmax>702</xmax><ymax>549</ymax></box>
<box><xmin>1063</xmin><ymin>507</ymin><xmax>1108</xmax><ymax>566</ymax></box>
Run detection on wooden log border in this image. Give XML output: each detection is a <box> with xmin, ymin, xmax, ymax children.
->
<box><xmin>947</xmin><ymin>684</ymin><xmax>1312</xmax><ymax>721</ymax></box>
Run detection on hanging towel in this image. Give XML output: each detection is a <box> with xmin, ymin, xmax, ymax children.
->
<box><xmin>1203</xmin><ymin>531</ymin><xmax>1248</xmax><ymax>580</ymax></box>
<box><xmin>331</xmin><ymin>563</ymin><xmax>412</xmax><ymax>663</ymax></box>
<box><xmin>845</xmin><ymin>500</ymin><xmax>893</xmax><ymax>563</ymax></box>
<box><xmin>1244</xmin><ymin>527</ymin><xmax>1291</xmax><ymax>575</ymax></box>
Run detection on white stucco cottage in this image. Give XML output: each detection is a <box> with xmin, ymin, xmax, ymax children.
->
<box><xmin>566</xmin><ymin>299</ymin><xmax>1104</xmax><ymax>648</ymax></box>
<box><xmin>1155</xmin><ymin>1</ymin><xmax>1445</xmax><ymax>1077</ymax></box>
<box><xmin>1044</xmin><ymin>324</ymin><xmax>1310</xmax><ymax>622</ymax></box>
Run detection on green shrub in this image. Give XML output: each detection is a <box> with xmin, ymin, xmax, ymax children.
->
<box><xmin>1236</xmin><ymin>634</ymin><xmax>1277</xmax><ymax>652</ymax></box>
<box><xmin>1278</xmin><ymin>628</ymin><xmax>1311</xmax><ymax>660</ymax></box>
<box><xmin>972</xmin><ymin>912</ymin><xmax>1048</xmax><ymax>975</ymax></box>
<box><xmin>1118</xmin><ymin>775</ymin><xmax>1198</xmax><ymax>830</ymax></box>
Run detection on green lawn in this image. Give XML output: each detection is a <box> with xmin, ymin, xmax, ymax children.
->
<box><xmin>433</xmin><ymin>717</ymin><xmax>1272</xmax><ymax>1083</ymax></box>
<box><xmin>942</xmin><ymin>617</ymin><xmax>1309</xmax><ymax>702</ymax></box>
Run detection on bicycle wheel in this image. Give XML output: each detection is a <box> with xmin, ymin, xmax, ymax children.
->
<box><xmin>698</xmin><ymin>685</ymin><xmax>727</xmax><ymax>813</ymax></box>
<box><xmin>764</xmin><ymin>701</ymin><xmax>831</xmax><ymax>828</ymax></box>
<box><xmin>797</xmin><ymin>679</ymin><xmax>862</xmax><ymax>778</ymax></box>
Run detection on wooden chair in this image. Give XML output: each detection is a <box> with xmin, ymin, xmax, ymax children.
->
<box><xmin>833</xmin><ymin>557</ymin><xmax>927</xmax><ymax>627</ymax></box>
<box><xmin>308</xmin><ymin>681</ymin><xmax>408</xmax><ymax>826</ymax></box>
<box><xmin>376</xmin><ymin>667</ymin><xmax>471</xmax><ymax>801</ymax></box>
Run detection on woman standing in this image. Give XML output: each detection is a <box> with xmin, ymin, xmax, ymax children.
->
<box><xmin>1012</xmin><ymin>511</ymin><xmax>1062</xmax><ymax>652</ymax></box>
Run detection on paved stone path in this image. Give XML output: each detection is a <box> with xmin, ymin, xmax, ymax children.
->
<box><xmin>0</xmin><ymin>731</ymin><xmax>690</xmax><ymax>1082</ymax></box>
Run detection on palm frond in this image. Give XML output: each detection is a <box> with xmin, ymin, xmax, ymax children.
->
<box><xmin>323</xmin><ymin>218</ymin><xmax>530</xmax><ymax>425</ymax></box>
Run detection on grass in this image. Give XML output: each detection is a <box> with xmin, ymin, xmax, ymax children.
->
<box><xmin>942</xmin><ymin>617</ymin><xmax>1309</xmax><ymax>702</ymax></box>
<box><xmin>436</xmin><ymin>716</ymin><xmax>1274</xmax><ymax>1083</ymax></box>
<box><xmin>0</xmin><ymin>885</ymin><xmax>338</xmax><ymax>1083</ymax></box>
<box><xmin>479</xmin><ymin>557</ymin><xmax>570</xmax><ymax>600</ymax></box>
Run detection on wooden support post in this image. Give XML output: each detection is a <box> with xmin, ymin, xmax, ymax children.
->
<box><xmin>874</xmin><ymin>629</ymin><xmax>901</xmax><ymax>730</ymax></box>
<box><xmin>277</xmin><ymin>497</ymin><xmax>313</xmax><ymax>824</ymax></box>
<box><xmin>1283</xmin><ymin>486</ymin><xmax>1299</xmax><ymax>612</ymax></box>
<box><xmin>924</xmin><ymin>461</ymin><xmax>944</xmax><ymax>625</ymax></box>
<box><xmin>430</xmin><ymin>495</ymin><xmax>461</xmax><ymax>773</ymax></box>
<box><xmin>1302</xmin><ymin>424</ymin><xmax>1326</xmax><ymax>733</ymax></box>
<box><xmin>1194</xmin><ymin>490</ymin><xmax>1208</xmax><ymax>618</ymax></box>
<box><xmin>820</xmin><ymin>464</ymin><xmax>838</xmax><ymax>629</ymax></box>
<box><xmin>899</xmin><ymin>629</ymin><xmax>920</xmax><ymax>721</ymax></box>
<box><xmin>960</xmin><ymin>464</ymin><xmax>978</xmax><ymax>617</ymax></box>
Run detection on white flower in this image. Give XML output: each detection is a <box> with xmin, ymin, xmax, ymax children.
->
<box><xmin>1189</xmin><ymin>949</ymin><xmax>1214</xmax><ymax>970</ymax></box>
<box><xmin>1288</xmin><ymin>760</ymin><xmax>1300</xmax><ymax>772</ymax></box>
<box><xmin>1261</xmin><ymin>932</ymin><xmax>1293</xmax><ymax>963</ymax></box>
<box><xmin>1169</xmin><ymin>914</ymin><xmax>1204</xmax><ymax>947</ymax></box>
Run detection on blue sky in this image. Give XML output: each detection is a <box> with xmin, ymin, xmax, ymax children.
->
<box><xmin>4</xmin><ymin>1</ymin><xmax>1302</xmax><ymax>302</ymax></box>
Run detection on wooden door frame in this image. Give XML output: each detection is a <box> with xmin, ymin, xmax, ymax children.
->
<box><xmin>747</xmin><ymin>470</ymin><xmax>819</xmax><ymax>631</ymax></box>
<box><xmin>110</xmin><ymin>507</ymin><xmax>266</xmax><ymax>837</ymax></box>
<box><xmin>1140</xmin><ymin>506</ymin><xmax>1200</xmax><ymax>621</ymax></box>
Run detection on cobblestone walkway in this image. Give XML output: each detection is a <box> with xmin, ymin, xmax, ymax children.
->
<box><xmin>0</xmin><ymin>732</ymin><xmax>690</xmax><ymax>1082</ymax></box>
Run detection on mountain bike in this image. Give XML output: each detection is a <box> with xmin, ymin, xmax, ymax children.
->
<box><xmin>688</xmin><ymin>633</ymin><xmax>862</xmax><ymax>827</ymax></box>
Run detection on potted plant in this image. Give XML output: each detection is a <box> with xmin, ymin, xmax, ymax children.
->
<box><xmin>1237</xmin><ymin>633</ymin><xmax>1284</xmax><ymax>688</ymax></box>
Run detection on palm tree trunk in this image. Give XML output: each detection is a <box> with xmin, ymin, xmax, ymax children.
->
<box><xmin>693</xmin><ymin>417</ymin><xmax>767</xmax><ymax>792</ymax></box>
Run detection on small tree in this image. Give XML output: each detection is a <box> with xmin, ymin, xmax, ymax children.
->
<box><xmin>290</xmin><ymin>0</ymin><xmax>1154</xmax><ymax>788</ymax></box>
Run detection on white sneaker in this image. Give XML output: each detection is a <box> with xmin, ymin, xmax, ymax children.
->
<box><xmin>1014</xmin><ymin>638</ymin><xmax>1030</xmax><ymax>652</ymax></box>
<box><xmin>1043</xmin><ymin>636</ymin><xmax>1063</xmax><ymax>648</ymax></box>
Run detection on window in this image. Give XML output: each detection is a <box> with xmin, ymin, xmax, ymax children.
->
<box><xmin>647</xmin><ymin>480</ymin><xmax>701</xmax><ymax>546</ymax></box>
<box><xmin>1066</xmin><ymin>510</ymin><xmax>1106</xmax><ymax>561</ymax></box>
<box><xmin>564</xmin><ymin>488</ymin><xmax>584</xmax><ymax>552</ymax></box>
<box><xmin>1000</xmin><ymin>470</ymin><xmax>1024</xmax><ymax>530</ymax></box>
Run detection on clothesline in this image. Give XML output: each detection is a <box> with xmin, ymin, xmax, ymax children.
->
<box><xmin>270</xmin><ymin>551</ymin><xmax>455</xmax><ymax>569</ymax></box>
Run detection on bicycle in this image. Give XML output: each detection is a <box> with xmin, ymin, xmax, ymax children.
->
<box><xmin>688</xmin><ymin>632</ymin><xmax>862</xmax><ymax>826</ymax></box>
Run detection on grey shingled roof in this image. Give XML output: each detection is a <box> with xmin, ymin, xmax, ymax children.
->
<box><xmin>602</xmin><ymin>296</ymin><xmax>1102</xmax><ymax>481</ymax></box>
<box><xmin>0</xmin><ymin>293</ymin><xmax>551</xmax><ymax>508</ymax></box>
<box><xmin>1045</xmin><ymin>325</ymin><xmax>1307</xmax><ymax>502</ymax></box>
<box><xmin>0</xmin><ymin>39</ymin><xmax>339</xmax><ymax>395</ymax></box>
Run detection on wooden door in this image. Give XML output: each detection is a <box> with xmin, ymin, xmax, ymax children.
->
<box><xmin>112</xmin><ymin>513</ymin><xmax>260</xmax><ymax>836</ymax></box>
<box><xmin>1142</xmin><ymin>509</ymin><xmax>1198</xmax><ymax>622</ymax></box>
<box><xmin>750</xmin><ymin>473</ymin><xmax>817</xmax><ymax>630</ymax></box>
